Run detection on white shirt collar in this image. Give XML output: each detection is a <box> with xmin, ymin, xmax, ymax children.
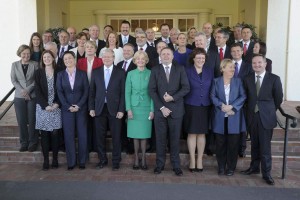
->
<box><xmin>138</xmin><ymin>44</ymin><xmax>147</xmax><ymax>51</ymax></box>
<box><xmin>104</xmin><ymin>65</ymin><xmax>113</xmax><ymax>71</ymax></box>
<box><xmin>255</xmin><ymin>70</ymin><xmax>266</xmax><ymax>81</ymax></box>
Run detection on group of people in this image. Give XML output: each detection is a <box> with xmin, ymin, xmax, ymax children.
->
<box><xmin>10</xmin><ymin>21</ymin><xmax>283</xmax><ymax>185</ymax></box>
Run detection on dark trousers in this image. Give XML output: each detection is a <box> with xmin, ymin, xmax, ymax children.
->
<box><xmin>249</xmin><ymin>112</ymin><xmax>273</xmax><ymax>178</ymax></box>
<box><xmin>14</xmin><ymin>97</ymin><xmax>38</xmax><ymax>147</ymax></box>
<box><xmin>62</xmin><ymin>110</ymin><xmax>87</xmax><ymax>167</ymax></box>
<box><xmin>215</xmin><ymin>118</ymin><xmax>240</xmax><ymax>171</ymax></box>
<box><xmin>94</xmin><ymin>104</ymin><xmax>122</xmax><ymax>165</ymax></box>
<box><xmin>154</xmin><ymin>115</ymin><xmax>182</xmax><ymax>169</ymax></box>
<box><xmin>239</xmin><ymin>132</ymin><xmax>247</xmax><ymax>153</ymax></box>
<box><xmin>40</xmin><ymin>130</ymin><xmax>59</xmax><ymax>162</ymax></box>
<box><xmin>87</xmin><ymin>115</ymin><xmax>97</xmax><ymax>152</ymax></box>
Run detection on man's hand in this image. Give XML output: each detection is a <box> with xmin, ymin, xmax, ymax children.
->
<box><xmin>163</xmin><ymin>92</ymin><xmax>174</xmax><ymax>102</ymax></box>
<box><xmin>161</xmin><ymin>107</ymin><xmax>172</xmax><ymax>118</ymax></box>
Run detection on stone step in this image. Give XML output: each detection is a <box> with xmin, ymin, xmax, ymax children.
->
<box><xmin>1</xmin><ymin>136</ymin><xmax>300</xmax><ymax>155</ymax></box>
<box><xmin>1</xmin><ymin>126</ymin><xmax>299</xmax><ymax>140</ymax></box>
<box><xmin>0</xmin><ymin>151</ymin><xmax>299</xmax><ymax>170</ymax></box>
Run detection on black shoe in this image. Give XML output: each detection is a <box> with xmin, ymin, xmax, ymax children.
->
<box><xmin>173</xmin><ymin>168</ymin><xmax>183</xmax><ymax>176</ymax></box>
<box><xmin>42</xmin><ymin>162</ymin><xmax>49</xmax><ymax>171</ymax></box>
<box><xmin>154</xmin><ymin>166</ymin><xmax>164</xmax><ymax>174</ymax></box>
<box><xmin>96</xmin><ymin>160</ymin><xmax>108</xmax><ymax>169</ymax></box>
<box><xmin>196</xmin><ymin>168</ymin><xmax>203</xmax><ymax>173</ymax></box>
<box><xmin>19</xmin><ymin>146</ymin><xmax>28</xmax><ymax>152</ymax></box>
<box><xmin>67</xmin><ymin>166</ymin><xmax>75</xmax><ymax>171</ymax></box>
<box><xmin>240</xmin><ymin>168</ymin><xmax>260</xmax><ymax>175</ymax></box>
<box><xmin>239</xmin><ymin>151</ymin><xmax>246</xmax><ymax>158</ymax></box>
<box><xmin>141</xmin><ymin>165</ymin><xmax>148</xmax><ymax>170</ymax></box>
<box><xmin>218</xmin><ymin>169</ymin><xmax>225</xmax><ymax>175</ymax></box>
<box><xmin>28</xmin><ymin>144</ymin><xmax>37</xmax><ymax>152</ymax></box>
<box><xmin>263</xmin><ymin>176</ymin><xmax>275</xmax><ymax>185</ymax></box>
<box><xmin>205</xmin><ymin>150</ymin><xmax>213</xmax><ymax>156</ymax></box>
<box><xmin>112</xmin><ymin>164</ymin><xmax>120</xmax><ymax>171</ymax></box>
<box><xmin>79</xmin><ymin>164</ymin><xmax>85</xmax><ymax>170</ymax></box>
<box><xmin>132</xmin><ymin>165</ymin><xmax>139</xmax><ymax>170</ymax></box>
<box><xmin>51</xmin><ymin>160</ymin><xmax>59</xmax><ymax>169</ymax></box>
<box><xmin>226</xmin><ymin>170</ymin><xmax>234</xmax><ymax>176</ymax></box>
<box><xmin>189</xmin><ymin>168</ymin><xmax>196</xmax><ymax>173</ymax></box>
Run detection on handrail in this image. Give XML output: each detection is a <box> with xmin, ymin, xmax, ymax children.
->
<box><xmin>277</xmin><ymin>105</ymin><xmax>298</xmax><ymax>179</ymax></box>
<box><xmin>0</xmin><ymin>87</ymin><xmax>15</xmax><ymax>120</ymax></box>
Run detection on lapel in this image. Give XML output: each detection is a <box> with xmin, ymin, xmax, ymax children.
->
<box><xmin>159</xmin><ymin>64</ymin><xmax>169</xmax><ymax>85</ymax></box>
<box><xmin>16</xmin><ymin>61</ymin><xmax>25</xmax><ymax>79</ymax></box>
<box><xmin>106</xmin><ymin>66</ymin><xmax>116</xmax><ymax>90</ymax></box>
<box><xmin>63</xmin><ymin>70</ymin><xmax>73</xmax><ymax>91</ymax></box>
<box><xmin>218</xmin><ymin>77</ymin><xmax>226</xmax><ymax>103</ymax></box>
<box><xmin>258</xmin><ymin>72</ymin><xmax>269</xmax><ymax>98</ymax></box>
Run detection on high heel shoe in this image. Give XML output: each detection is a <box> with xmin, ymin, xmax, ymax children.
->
<box><xmin>132</xmin><ymin>164</ymin><xmax>140</xmax><ymax>170</ymax></box>
<box><xmin>42</xmin><ymin>161</ymin><xmax>49</xmax><ymax>171</ymax></box>
<box><xmin>141</xmin><ymin>165</ymin><xmax>148</xmax><ymax>170</ymax></box>
<box><xmin>196</xmin><ymin>168</ymin><xmax>204</xmax><ymax>172</ymax></box>
<box><xmin>189</xmin><ymin>168</ymin><xmax>196</xmax><ymax>173</ymax></box>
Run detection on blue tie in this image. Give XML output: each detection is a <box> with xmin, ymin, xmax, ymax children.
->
<box><xmin>234</xmin><ymin>62</ymin><xmax>239</xmax><ymax>77</ymax></box>
<box><xmin>105</xmin><ymin>68</ymin><xmax>111</xmax><ymax>89</ymax></box>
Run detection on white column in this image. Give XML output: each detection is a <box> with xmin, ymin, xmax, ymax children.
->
<box><xmin>285</xmin><ymin>0</ymin><xmax>300</xmax><ymax>100</ymax></box>
<box><xmin>197</xmin><ymin>9</ymin><xmax>212</xmax><ymax>29</ymax></box>
<box><xmin>94</xmin><ymin>12</ymin><xmax>107</xmax><ymax>40</ymax></box>
<box><xmin>0</xmin><ymin>0</ymin><xmax>37</xmax><ymax>100</ymax></box>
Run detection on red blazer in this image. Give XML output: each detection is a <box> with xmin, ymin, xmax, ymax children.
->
<box><xmin>77</xmin><ymin>57</ymin><xmax>103</xmax><ymax>72</ymax></box>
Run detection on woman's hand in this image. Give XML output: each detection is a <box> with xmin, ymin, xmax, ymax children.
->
<box><xmin>149</xmin><ymin>112</ymin><xmax>154</xmax><ymax>120</ymax></box>
<box><xmin>127</xmin><ymin>110</ymin><xmax>133</xmax><ymax>119</ymax></box>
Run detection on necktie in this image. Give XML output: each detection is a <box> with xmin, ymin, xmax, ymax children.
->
<box><xmin>123</xmin><ymin>37</ymin><xmax>128</xmax><ymax>44</ymax></box>
<box><xmin>139</xmin><ymin>48</ymin><xmax>143</xmax><ymax>51</ymax></box>
<box><xmin>254</xmin><ymin>75</ymin><xmax>261</xmax><ymax>112</ymax></box>
<box><xmin>60</xmin><ymin>47</ymin><xmax>65</xmax><ymax>58</ymax></box>
<box><xmin>165</xmin><ymin>38</ymin><xmax>169</xmax><ymax>44</ymax></box>
<box><xmin>243</xmin><ymin>43</ymin><xmax>247</xmax><ymax>55</ymax></box>
<box><xmin>165</xmin><ymin>66</ymin><xmax>170</xmax><ymax>82</ymax></box>
<box><xmin>234</xmin><ymin>62</ymin><xmax>239</xmax><ymax>77</ymax></box>
<box><xmin>122</xmin><ymin>61</ymin><xmax>127</xmax><ymax>71</ymax></box>
<box><xmin>105</xmin><ymin>68</ymin><xmax>111</xmax><ymax>89</ymax></box>
<box><xmin>151</xmin><ymin>43</ymin><xmax>154</xmax><ymax>47</ymax></box>
<box><xmin>219</xmin><ymin>48</ymin><xmax>224</xmax><ymax>60</ymax></box>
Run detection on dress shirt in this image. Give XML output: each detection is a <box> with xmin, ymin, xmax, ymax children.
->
<box><xmin>163</xmin><ymin>63</ymin><xmax>172</xmax><ymax>73</ymax></box>
<box><xmin>87</xmin><ymin>58</ymin><xmax>94</xmax><ymax>83</ymax></box>
<box><xmin>138</xmin><ymin>44</ymin><xmax>147</xmax><ymax>51</ymax></box>
<box><xmin>232</xmin><ymin>59</ymin><xmax>242</xmax><ymax>72</ymax></box>
<box><xmin>123</xmin><ymin>58</ymin><xmax>133</xmax><ymax>71</ymax></box>
<box><xmin>255</xmin><ymin>70</ymin><xmax>266</xmax><ymax>87</ymax></box>
<box><xmin>66</xmin><ymin>67</ymin><xmax>76</xmax><ymax>90</ymax></box>
<box><xmin>218</xmin><ymin>45</ymin><xmax>227</xmax><ymax>54</ymax></box>
<box><xmin>224</xmin><ymin>83</ymin><xmax>231</xmax><ymax>117</ymax></box>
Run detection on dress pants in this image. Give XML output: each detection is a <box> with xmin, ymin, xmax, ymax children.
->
<box><xmin>154</xmin><ymin>115</ymin><xmax>182</xmax><ymax>169</ymax></box>
<box><xmin>249</xmin><ymin>112</ymin><xmax>273</xmax><ymax>178</ymax></box>
<box><xmin>215</xmin><ymin>118</ymin><xmax>240</xmax><ymax>171</ymax></box>
<box><xmin>14</xmin><ymin>97</ymin><xmax>38</xmax><ymax>148</ymax></box>
<box><xmin>94</xmin><ymin>104</ymin><xmax>122</xmax><ymax>165</ymax></box>
<box><xmin>62</xmin><ymin>109</ymin><xmax>87</xmax><ymax>167</ymax></box>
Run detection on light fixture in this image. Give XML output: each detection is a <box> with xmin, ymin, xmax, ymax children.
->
<box><xmin>152</xmin><ymin>23</ymin><xmax>159</xmax><ymax>32</ymax></box>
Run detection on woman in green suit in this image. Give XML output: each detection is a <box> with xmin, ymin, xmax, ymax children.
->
<box><xmin>125</xmin><ymin>50</ymin><xmax>154</xmax><ymax>170</ymax></box>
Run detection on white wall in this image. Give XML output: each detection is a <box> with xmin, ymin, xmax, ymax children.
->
<box><xmin>0</xmin><ymin>0</ymin><xmax>37</xmax><ymax>100</ymax></box>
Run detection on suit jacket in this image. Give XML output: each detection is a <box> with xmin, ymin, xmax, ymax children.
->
<box><xmin>241</xmin><ymin>41</ymin><xmax>254</xmax><ymax>64</ymax></box>
<box><xmin>95</xmin><ymin>39</ymin><xmax>106</xmax><ymax>57</ymax></box>
<box><xmin>210</xmin><ymin>77</ymin><xmax>246</xmax><ymax>134</ymax></box>
<box><xmin>116</xmin><ymin>60</ymin><xmax>137</xmax><ymax>76</ymax></box>
<box><xmin>154</xmin><ymin>37</ymin><xmax>175</xmax><ymax>51</ymax></box>
<box><xmin>57</xmin><ymin>45</ymin><xmax>74</xmax><ymax>70</ymax></box>
<box><xmin>206</xmin><ymin>49</ymin><xmax>221</xmax><ymax>78</ymax></box>
<box><xmin>89</xmin><ymin>66</ymin><xmax>125</xmax><ymax>116</ymax></box>
<box><xmin>77</xmin><ymin>57</ymin><xmax>103</xmax><ymax>72</ymax></box>
<box><xmin>10</xmin><ymin>60</ymin><xmax>39</xmax><ymax>98</ymax></box>
<box><xmin>118</xmin><ymin>35</ymin><xmax>136</xmax><ymax>48</ymax></box>
<box><xmin>35</xmin><ymin>68</ymin><xmax>60</xmax><ymax>109</ymax></box>
<box><xmin>148</xmin><ymin>62</ymin><xmax>190</xmax><ymax>118</ymax></box>
<box><xmin>237</xmin><ymin>61</ymin><xmax>253</xmax><ymax>80</ymax></box>
<box><xmin>135</xmin><ymin>44</ymin><xmax>158</xmax><ymax>60</ymax></box>
<box><xmin>56</xmin><ymin>69</ymin><xmax>89</xmax><ymax>112</ymax></box>
<box><xmin>184</xmin><ymin>65</ymin><xmax>214</xmax><ymax>106</ymax></box>
<box><xmin>243</xmin><ymin>72</ymin><xmax>283</xmax><ymax>129</ymax></box>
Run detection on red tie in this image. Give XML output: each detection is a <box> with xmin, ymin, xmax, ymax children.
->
<box><xmin>122</xmin><ymin>61</ymin><xmax>127</xmax><ymax>71</ymax></box>
<box><xmin>140</xmin><ymin>48</ymin><xmax>143</xmax><ymax>51</ymax></box>
<box><xmin>243</xmin><ymin>43</ymin><xmax>247</xmax><ymax>55</ymax></box>
<box><xmin>219</xmin><ymin>48</ymin><xmax>224</xmax><ymax>60</ymax></box>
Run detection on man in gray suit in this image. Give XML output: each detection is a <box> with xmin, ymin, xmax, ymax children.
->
<box><xmin>149</xmin><ymin>47</ymin><xmax>190</xmax><ymax>176</ymax></box>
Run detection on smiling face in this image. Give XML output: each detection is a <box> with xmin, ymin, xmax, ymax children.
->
<box><xmin>102</xmin><ymin>50</ymin><xmax>115</xmax><ymax>67</ymax></box>
<box><xmin>123</xmin><ymin>45</ymin><xmax>134</xmax><ymax>60</ymax></box>
<box><xmin>135</xmin><ymin>54</ymin><xmax>146</xmax><ymax>68</ymax></box>
<box><xmin>242</xmin><ymin>28</ymin><xmax>252</xmax><ymax>42</ymax></box>
<box><xmin>121</xmin><ymin>23</ymin><xmax>130</xmax><ymax>36</ymax></box>
<box><xmin>161</xmin><ymin>25</ymin><xmax>170</xmax><ymax>39</ymax></box>
<box><xmin>252</xmin><ymin>55</ymin><xmax>267</xmax><ymax>75</ymax></box>
<box><xmin>20</xmin><ymin>48</ymin><xmax>31</xmax><ymax>63</ymax></box>
<box><xmin>215</xmin><ymin>33</ymin><xmax>227</xmax><ymax>47</ymax></box>
<box><xmin>77</xmin><ymin>35</ymin><xmax>87</xmax><ymax>48</ymax></box>
<box><xmin>59</xmin><ymin>31</ymin><xmax>69</xmax><ymax>46</ymax></box>
<box><xmin>103</xmin><ymin>26</ymin><xmax>113</xmax><ymax>40</ymax></box>
<box><xmin>160</xmin><ymin>48</ymin><xmax>174</xmax><ymax>65</ymax></box>
<box><xmin>63</xmin><ymin>53</ymin><xmax>76</xmax><ymax>68</ymax></box>
<box><xmin>42</xmin><ymin>52</ymin><xmax>54</xmax><ymax>67</ymax></box>
<box><xmin>222</xmin><ymin>62</ymin><xmax>235</xmax><ymax>78</ymax></box>
<box><xmin>32</xmin><ymin>36</ymin><xmax>41</xmax><ymax>47</ymax></box>
<box><xmin>136</xmin><ymin>33</ymin><xmax>147</xmax><ymax>47</ymax></box>
<box><xmin>193</xmin><ymin>53</ymin><xmax>206</xmax><ymax>68</ymax></box>
<box><xmin>194</xmin><ymin>35</ymin><xmax>207</xmax><ymax>49</ymax></box>
<box><xmin>177</xmin><ymin>33</ymin><xmax>187</xmax><ymax>47</ymax></box>
<box><xmin>253</xmin><ymin>43</ymin><xmax>260</xmax><ymax>54</ymax></box>
<box><xmin>89</xmin><ymin>25</ymin><xmax>100</xmax><ymax>40</ymax></box>
<box><xmin>108</xmin><ymin>32</ymin><xmax>117</xmax><ymax>46</ymax></box>
<box><xmin>85</xmin><ymin>42</ymin><xmax>96</xmax><ymax>56</ymax></box>
<box><xmin>231</xmin><ymin>46</ymin><xmax>243</xmax><ymax>61</ymax></box>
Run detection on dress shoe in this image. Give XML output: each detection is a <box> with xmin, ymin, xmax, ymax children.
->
<box><xmin>51</xmin><ymin>160</ymin><xmax>59</xmax><ymax>169</ymax></box>
<box><xmin>226</xmin><ymin>170</ymin><xmax>234</xmax><ymax>176</ymax></box>
<box><xmin>263</xmin><ymin>176</ymin><xmax>275</xmax><ymax>185</ymax></box>
<box><xmin>96</xmin><ymin>160</ymin><xmax>108</xmax><ymax>169</ymax></box>
<box><xmin>67</xmin><ymin>166</ymin><xmax>75</xmax><ymax>171</ymax></box>
<box><xmin>205</xmin><ymin>149</ymin><xmax>213</xmax><ymax>156</ymax></box>
<box><xmin>132</xmin><ymin>165</ymin><xmax>140</xmax><ymax>170</ymax></box>
<box><xmin>240</xmin><ymin>168</ymin><xmax>260</xmax><ymax>175</ymax></box>
<box><xmin>239</xmin><ymin>151</ymin><xmax>246</xmax><ymax>158</ymax></box>
<box><xmin>196</xmin><ymin>168</ymin><xmax>203</xmax><ymax>173</ymax></box>
<box><xmin>42</xmin><ymin>162</ymin><xmax>49</xmax><ymax>171</ymax></box>
<box><xmin>173</xmin><ymin>168</ymin><xmax>183</xmax><ymax>176</ymax></box>
<box><xmin>141</xmin><ymin>165</ymin><xmax>148</xmax><ymax>170</ymax></box>
<box><xmin>79</xmin><ymin>164</ymin><xmax>85</xmax><ymax>170</ymax></box>
<box><xmin>154</xmin><ymin>166</ymin><xmax>164</xmax><ymax>174</ymax></box>
<box><xmin>28</xmin><ymin>144</ymin><xmax>37</xmax><ymax>152</ymax></box>
<box><xmin>112</xmin><ymin>164</ymin><xmax>120</xmax><ymax>171</ymax></box>
<box><xmin>218</xmin><ymin>169</ymin><xmax>225</xmax><ymax>175</ymax></box>
<box><xmin>189</xmin><ymin>168</ymin><xmax>196</xmax><ymax>173</ymax></box>
<box><xmin>19</xmin><ymin>146</ymin><xmax>28</xmax><ymax>152</ymax></box>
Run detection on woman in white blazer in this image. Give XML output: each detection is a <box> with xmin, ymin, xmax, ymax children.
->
<box><xmin>11</xmin><ymin>44</ymin><xmax>39</xmax><ymax>152</ymax></box>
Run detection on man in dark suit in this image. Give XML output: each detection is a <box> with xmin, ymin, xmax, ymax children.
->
<box><xmin>149</xmin><ymin>47</ymin><xmax>190</xmax><ymax>176</ymax></box>
<box><xmin>57</xmin><ymin>30</ymin><xmax>74</xmax><ymax>70</ymax></box>
<box><xmin>116</xmin><ymin>43</ymin><xmax>136</xmax><ymax>154</ymax></box>
<box><xmin>154</xmin><ymin>23</ymin><xmax>175</xmax><ymax>51</ymax></box>
<box><xmin>89</xmin><ymin>49</ymin><xmax>126</xmax><ymax>171</ymax></box>
<box><xmin>149</xmin><ymin>41</ymin><xmax>168</xmax><ymax>68</ymax></box>
<box><xmin>135</xmin><ymin>30</ymin><xmax>157</xmax><ymax>67</ymax></box>
<box><xmin>240</xmin><ymin>26</ymin><xmax>254</xmax><ymax>64</ymax></box>
<box><xmin>241</xmin><ymin>54</ymin><xmax>283</xmax><ymax>185</ymax></box>
<box><xmin>202</xmin><ymin>22</ymin><xmax>217</xmax><ymax>51</ymax></box>
<box><xmin>213</xmin><ymin>29</ymin><xmax>232</xmax><ymax>61</ymax></box>
<box><xmin>146</xmin><ymin>28</ymin><xmax>156</xmax><ymax>47</ymax></box>
<box><xmin>89</xmin><ymin>25</ymin><xmax>106</xmax><ymax>57</ymax></box>
<box><xmin>231</xmin><ymin>42</ymin><xmax>253</xmax><ymax>158</ymax></box>
<box><xmin>118</xmin><ymin>20</ymin><xmax>136</xmax><ymax>48</ymax></box>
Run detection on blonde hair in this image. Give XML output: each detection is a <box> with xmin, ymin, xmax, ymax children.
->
<box><xmin>220</xmin><ymin>59</ymin><xmax>233</xmax><ymax>73</ymax></box>
<box><xmin>133</xmin><ymin>50</ymin><xmax>149</xmax><ymax>65</ymax></box>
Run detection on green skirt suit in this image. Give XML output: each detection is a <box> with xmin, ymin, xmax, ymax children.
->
<box><xmin>125</xmin><ymin>68</ymin><xmax>154</xmax><ymax>139</ymax></box>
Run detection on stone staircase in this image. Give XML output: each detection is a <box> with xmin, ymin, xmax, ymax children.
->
<box><xmin>0</xmin><ymin>103</ymin><xmax>300</xmax><ymax>172</ymax></box>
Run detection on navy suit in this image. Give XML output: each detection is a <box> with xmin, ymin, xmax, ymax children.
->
<box><xmin>89</xmin><ymin>66</ymin><xmax>125</xmax><ymax>165</ymax></box>
<box><xmin>56</xmin><ymin>69</ymin><xmax>89</xmax><ymax>167</ymax></box>
<box><xmin>241</xmin><ymin>41</ymin><xmax>254</xmax><ymax>64</ymax></box>
<box><xmin>243</xmin><ymin>72</ymin><xmax>282</xmax><ymax>178</ymax></box>
<box><xmin>210</xmin><ymin>76</ymin><xmax>246</xmax><ymax>172</ymax></box>
<box><xmin>149</xmin><ymin>63</ymin><xmax>190</xmax><ymax>169</ymax></box>
<box><xmin>118</xmin><ymin>35</ymin><xmax>136</xmax><ymax>48</ymax></box>
<box><xmin>154</xmin><ymin>37</ymin><xmax>175</xmax><ymax>51</ymax></box>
